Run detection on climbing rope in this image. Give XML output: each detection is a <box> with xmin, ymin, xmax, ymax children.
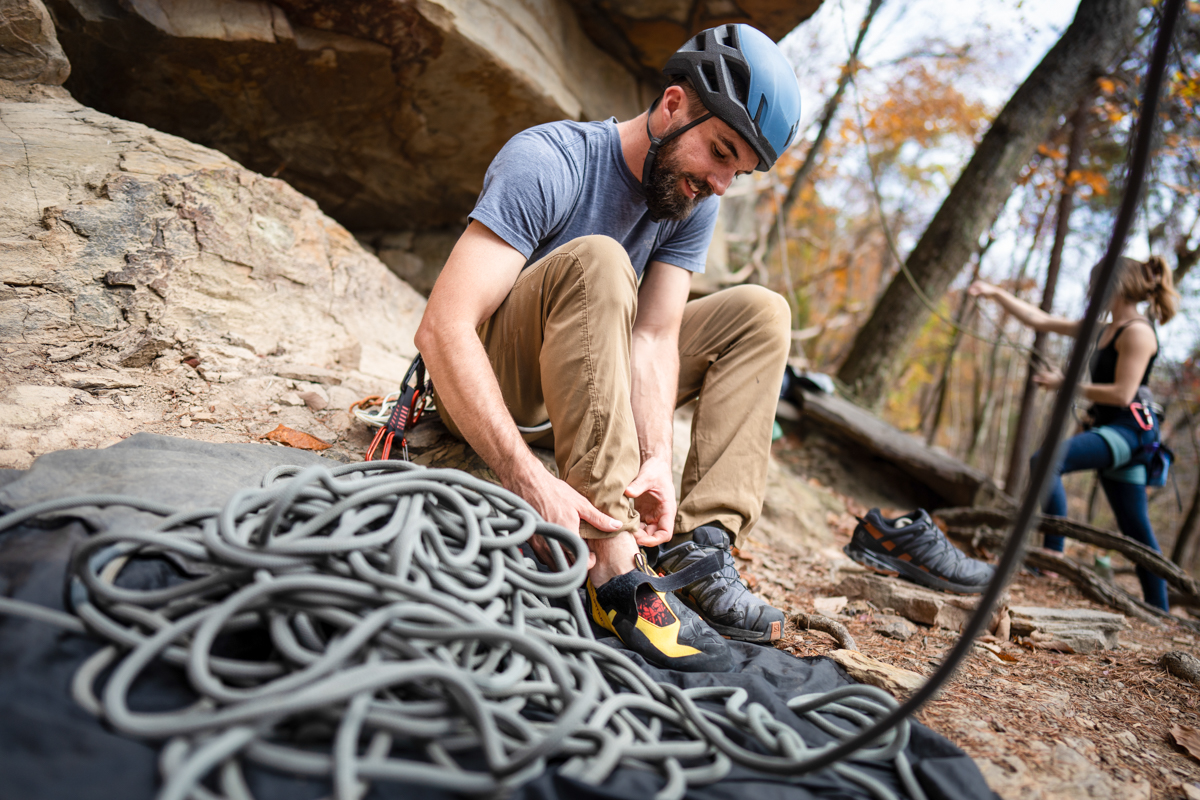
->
<box><xmin>789</xmin><ymin>0</ymin><xmax>1186</xmax><ymax>775</ymax></box>
<box><xmin>0</xmin><ymin>461</ymin><xmax>927</xmax><ymax>800</ymax></box>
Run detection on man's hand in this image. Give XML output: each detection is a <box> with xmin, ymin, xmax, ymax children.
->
<box><xmin>624</xmin><ymin>456</ymin><xmax>676</xmax><ymax>547</ymax></box>
<box><xmin>518</xmin><ymin>470</ymin><xmax>621</xmax><ymax>569</ymax></box>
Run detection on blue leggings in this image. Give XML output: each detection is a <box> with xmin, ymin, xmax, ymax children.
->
<box><xmin>1034</xmin><ymin>429</ymin><xmax>1169</xmax><ymax>611</ymax></box>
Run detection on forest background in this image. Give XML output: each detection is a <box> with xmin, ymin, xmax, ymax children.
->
<box><xmin>732</xmin><ymin>0</ymin><xmax>1200</xmax><ymax>575</ymax></box>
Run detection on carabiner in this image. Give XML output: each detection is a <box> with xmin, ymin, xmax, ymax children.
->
<box><xmin>1130</xmin><ymin>402</ymin><xmax>1154</xmax><ymax>432</ymax></box>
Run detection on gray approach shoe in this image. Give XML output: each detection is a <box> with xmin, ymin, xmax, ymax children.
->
<box><xmin>655</xmin><ymin>525</ymin><xmax>785</xmax><ymax>643</ymax></box>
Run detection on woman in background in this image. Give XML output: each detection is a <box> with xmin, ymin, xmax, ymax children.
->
<box><xmin>969</xmin><ymin>256</ymin><xmax>1179</xmax><ymax>611</ymax></box>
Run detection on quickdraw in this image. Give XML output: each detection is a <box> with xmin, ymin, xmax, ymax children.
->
<box><xmin>365</xmin><ymin>354</ymin><xmax>432</xmax><ymax>461</ymax></box>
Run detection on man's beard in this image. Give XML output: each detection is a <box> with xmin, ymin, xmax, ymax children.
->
<box><xmin>644</xmin><ymin>134</ymin><xmax>712</xmax><ymax>222</ymax></box>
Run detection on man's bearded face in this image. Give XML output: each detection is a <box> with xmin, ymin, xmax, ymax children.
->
<box><xmin>644</xmin><ymin>128</ymin><xmax>713</xmax><ymax>222</ymax></box>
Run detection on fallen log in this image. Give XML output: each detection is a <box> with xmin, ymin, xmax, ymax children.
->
<box><xmin>1023</xmin><ymin>548</ymin><xmax>1165</xmax><ymax>626</ymax></box>
<box><xmin>937</xmin><ymin>506</ymin><xmax>1200</xmax><ymax>605</ymax></box>
<box><xmin>788</xmin><ymin>388</ymin><xmax>1008</xmax><ymax>508</ymax></box>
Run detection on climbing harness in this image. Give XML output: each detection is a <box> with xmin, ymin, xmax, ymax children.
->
<box><xmin>364</xmin><ymin>355</ymin><xmax>432</xmax><ymax>461</ymax></box>
<box><xmin>355</xmin><ymin>355</ymin><xmax>554</xmax><ymax>458</ymax></box>
<box><xmin>0</xmin><ymin>463</ymin><xmax>927</xmax><ymax>800</ymax></box>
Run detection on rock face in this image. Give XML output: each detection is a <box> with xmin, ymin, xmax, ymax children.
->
<box><xmin>43</xmin><ymin>0</ymin><xmax>819</xmax><ymax>234</ymax></box>
<box><xmin>0</xmin><ymin>0</ymin><xmax>69</xmax><ymax>84</ymax></box>
<box><xmin>44</xmin><ymin>0</ymin><xmax>646</xmax><ymax>231</ymax></box>
<box><xmin>0</xmin><ymin>76</ymin><xmax>425</xmax><ymax>468</ymax></box>
<box><xmin>567</xmin><ymin>0</ymin><xmax>822</xmax><ymax>84</ymax></box>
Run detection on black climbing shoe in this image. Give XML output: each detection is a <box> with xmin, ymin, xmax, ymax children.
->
<box><xmin>587</xmin><ymin>552</ymin><xmax>733</xmax><ymax>673</ymax></box>
<box><xmin>844</xmin><ymin>508</ymin><xmax>995</xmax><ymax>595</ymax></box>
<box><xmin>655</xmin><ymin>525</ymin><xmax>786</xmax><ymax>644</ymax></box>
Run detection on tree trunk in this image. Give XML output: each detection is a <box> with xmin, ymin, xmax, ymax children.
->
<box><xmin>1172</xmin><ymin>403</ymin><xmax>1200</xmax><ymax>570</ymax></box>
<box><xmin>835</xmin><ymin>0</ymin><xmax>1140</xmax><ymax>407</ymax></box>
<box><xmin>924</xmin><ymin>254</ymin><xmax>987</xmax><ymax>446</ymax></box>
<box><xmin>1005</xmin><ymin>92</ymin><xmax>1093</xmax><ymax>492</ymax></box>
<box><xmin>966</xmin><ymin>198</ymin><xmax>1054</xmax><ymax>464</ymax></box>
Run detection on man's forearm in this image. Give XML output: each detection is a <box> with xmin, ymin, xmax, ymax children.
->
<box><xmin>630</xmin><ymin>332</ymin><xmax>679</xmax><ymax>463</ymax></box>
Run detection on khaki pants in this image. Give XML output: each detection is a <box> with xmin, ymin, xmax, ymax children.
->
<box><xmin>436</xmin><ymin>235</ymin><xmax>790</xmax><ymax>545</ymax></box>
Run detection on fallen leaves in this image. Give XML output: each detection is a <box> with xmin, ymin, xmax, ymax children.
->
<box><xmin>260</xmin><ymin>424</ymin><xmax>332</xmax><ymax>451</ymax></box>
<box><xmin>1173</xmin><ymin>724</ymin><xmax>1200</xmax><ymax>763</ymax></box>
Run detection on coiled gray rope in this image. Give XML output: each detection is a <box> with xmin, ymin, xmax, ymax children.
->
<box><xmin>0</xmin><ymin>461</ymin><xmax>927</xmax><ymax>800</ymax></box>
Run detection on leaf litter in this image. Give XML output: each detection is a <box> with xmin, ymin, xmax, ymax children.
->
<box><xmin>739</xmin><ymin>445</ymin><xmax>1200</xmax><ymax>800</ymax></box>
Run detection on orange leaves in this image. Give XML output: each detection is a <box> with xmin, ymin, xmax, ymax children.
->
<box><xmin>845</xmin><ymin>62</ymin><xmax>992</xmax><ymax>154</ymax></box>
<box><xmin>1036</xmin><ymin>143</ymin><xmax>1065</xmax><ymax>160</ymax></box>
<box><xmin>1171</xmin><ymin>71</ymin><xmax>1200</xmax><ymax>109</ymax></box>
<box><xmin>261</xmin><ymin>424</ymin><xmax>332</xmax><ymax>451</ymax></box>
<box><xmin>1066</xmin><ymin>169</ymin><xmax>1108</xmax><ymax>196</ymax></box>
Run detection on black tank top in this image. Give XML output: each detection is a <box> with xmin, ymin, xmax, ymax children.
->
<box><xmin>1088</xmin><ymin>319</ymin><xmax>1157</xmax><ymax>428</ymax></box>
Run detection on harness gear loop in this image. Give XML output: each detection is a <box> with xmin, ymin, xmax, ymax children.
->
<box><xmin>365</xmin><ymin>354</ymin><xmax>432</xmax><ymax>461</ymax></box>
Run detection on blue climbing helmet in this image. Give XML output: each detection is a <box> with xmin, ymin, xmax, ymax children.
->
<box><xmin>663</xmin><ymin>24</ymin><xmax>801</xmax><ymax>170</ymax></box>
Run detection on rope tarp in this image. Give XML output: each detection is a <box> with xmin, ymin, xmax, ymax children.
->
<box><xmin>0</xmin><ymin>435</ymin><xmax>996</xmax><ymax>800</ymax></box>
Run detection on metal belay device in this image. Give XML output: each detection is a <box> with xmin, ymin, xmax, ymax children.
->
<box><xmin>0</xmin><ymin>460</ymin><xmax>932</xmax><ymax>800</ymax></box>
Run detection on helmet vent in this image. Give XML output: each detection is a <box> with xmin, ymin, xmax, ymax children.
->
<box><xmin>700</xmin><ymin>62</ymin><xmax>719</xmax><ymax>93</ymax></box>
<box><xmin>718</xmin><ymin>25</ymin><xmax>735</xmax><ymax>47</ymax></box>
<box><xmin>752</xmin><ymin>95</ymin><xmax>767</xmax><ymax>126</ymax></box>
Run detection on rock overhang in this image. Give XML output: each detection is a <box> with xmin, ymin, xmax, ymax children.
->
<box><xmin>43</xmin><ymin>0</ymin><xmax>820</xmax><ymax>232</ymax></box>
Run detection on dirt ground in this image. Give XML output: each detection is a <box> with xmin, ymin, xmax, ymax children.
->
<box><xmin>742</xmin><ymin>431</ymin><xmax>1200</xmax><ymax>800</ymax></box>
<box><xmin>5</xmin><ymin>354</ymin><xmax>1200</xmax><ymax>798</ymax></box>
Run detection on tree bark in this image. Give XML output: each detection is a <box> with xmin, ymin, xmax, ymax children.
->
<box><xmin>923</xmin><ymin>262</ymin><xmax>983</xmax><ymax>446</ymax></box>
<box><xmin>1171</xmin><ymin>403</ymin><xmax>1200</xmax><ymax>569</ymax></box>
<box><xmin>835</xmin><ymin>0</ymin><xmax>1140</xmax><ymax>407</ymax></box>
<box><xmin>1005</xmin><ymin>92</ymin><xmax>1093</xmax><ymax>492</ymax></box>
<box><xmin>791</xmin><ymin>386</ymin><xmax>1003</xmax><ymax>507</ymax></box>
<box><xmin>966</xmin><ymin>199</ymin><xmax>1054</xmax><ymax>464</ymax></box>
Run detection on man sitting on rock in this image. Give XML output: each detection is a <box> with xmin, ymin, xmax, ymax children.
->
<box><xmin>414</xmin><ymin>25</ymin><xmax>801</xmax><ymax>673</ymax></box>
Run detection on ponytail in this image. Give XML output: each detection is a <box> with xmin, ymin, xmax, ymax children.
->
<box><xmin>1144</xmin><ymin>255</ymin><xmax>1179</xmax><ymax>323</ymax></box>
<box><xmin>1114</xmin><ymin>255</ymin><xmax>1179</xmax><ymax>323</ymax></box>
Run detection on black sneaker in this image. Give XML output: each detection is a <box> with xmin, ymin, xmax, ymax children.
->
<box><xmin>844</xmin><ymin>508</ymin><xmax>995</xmax><ymax>594</ymax></box>
<box><xmin>587</xmin><ymin>552</ymin><xmax>733</xmax><ymax>672</ymax></box>
<box><xmin>654</xmin><ymin>525</ymin><xmax>785</xmax><ymax>644</ymax></box>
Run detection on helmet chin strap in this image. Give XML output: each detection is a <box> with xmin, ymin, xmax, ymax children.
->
<box><xmin>640</xmin><ymin>95</ymin><xmax>713</xmax><ymax>201</ymax></box>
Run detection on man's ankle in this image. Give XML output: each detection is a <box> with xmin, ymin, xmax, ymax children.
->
<box><xmin>586</xmin><ymin>531</ymin><xmax>639</xmax><ymax>587</ymax></box>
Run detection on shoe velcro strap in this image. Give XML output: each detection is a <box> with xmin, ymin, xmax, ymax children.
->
<box><xmin>597</xmin><ymin>552</ymin><xmax>723</xmax><ymax>618</ymax></box>
<box><xmin>645</xmin><ymin>551</ymin><xmax>722</xmax><ymax>593</ymax></box>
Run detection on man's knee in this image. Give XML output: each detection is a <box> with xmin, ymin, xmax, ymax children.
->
<box><xmin>559</xmin><ymin>235</ymin><xmax>637</xmax><ymax>308</ymax></box>
<box><xmin>725</xmin><ymin>285</ymin><xmax>792</xmax><ymax>353</ymax></box>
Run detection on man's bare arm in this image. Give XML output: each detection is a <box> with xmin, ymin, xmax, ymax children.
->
<box><xmin>414</xmin><ymin>221</ymin><xmax>622</xmax><ymax>537</ymax></box>
<box><xmin>625</xmin><ymin>260</ymin><xmax>691</xmax><ymax>545</ymax></box>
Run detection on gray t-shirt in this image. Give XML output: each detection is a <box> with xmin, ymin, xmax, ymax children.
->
<box><xmin>469</xmin><ymin>118</ymin><xmax>718</xmax><ymax>278</ymax></box>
